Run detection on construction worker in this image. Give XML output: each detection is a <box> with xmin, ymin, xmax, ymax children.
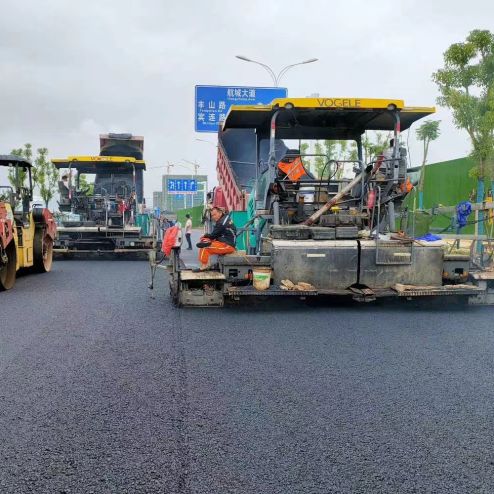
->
<box><xmin>194</xmin><ymin>207</ymin><xmax>236</xmax><ymax>272</ymax></box>
<box><xmin>185</xmin><ymin>213</ymin><xmax>193</xmax><ymax>250</ymax></box>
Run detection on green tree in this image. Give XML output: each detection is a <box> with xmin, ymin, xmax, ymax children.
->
<box><xmin>301</xmin><ymin>134</ymin><xmax>390</xmax><ymax>180</ymax></box>
<box><xmin>314</xmin><ymin>141</ymin><xmax>326</xmax><ymax>178</ymax></box>
<box><xmin>361</xmin><ymin>131</ymin><xmax>390</xmax><ymax>164</ymax></box>
<box><xmin>432</xmin><ymin>29</ymin><xmax>494</xmax><ymax>240</ymax></box>
<box><xmin>8</xmin><ymin>144</ymin><xmax>33</xmax><ymax>208</ymax></box>
<box><xmin>300</xmin><ymin>142</ymin><xmax>311</xmax><ymax>173</ymax></box>
<box><xmin>78</xmin><ymin>174</ymin><xmax>94</xmax><ymax>195</ymax></box>
<box><xmin>8</xmin><ymin>144</ymin><xmax>59</xmax><ymax>209</ymax></box>
<box><xmin>8</xmin><ymin>143</ymin><xmax>32</xmax><ymax>191</ymax></box>
<box><xmin>416</xmin><ymin>120</ymin><xmax>441</xmax><ymax>209</ymax></box>
<box><xmin>34</xmin><ymin>147</ymin><xmax>59</xmax><ymax>208</ymax></box>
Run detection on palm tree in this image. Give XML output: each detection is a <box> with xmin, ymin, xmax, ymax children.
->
<box><xmin>416</xmin><ymin>120</ymin><xmax>441</xmax><ymax>209</ymax></box>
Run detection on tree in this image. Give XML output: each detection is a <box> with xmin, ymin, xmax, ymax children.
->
<box><xmin>301</xmin><ymin>133</ymin><xmax>391</xmax><ymax>180</ymax></box>
<box><xmin>78</xmin><ymin>174</ymin><xmax>94</xmax><ymax>196</ymax></box>
<box><xmin>34</xmin><ymin>147</ymin><xmax>59</xmax><ymax>208</ymax></box>
<box><xmin>8</xmin><ymin>143</ymin><xmax>32</xmax><ymax>190</ymax></box>
<box><xmin>300</xmin><ymin>142</ymin><xmax>312</xmax><ymax>174</ymax></box>
<box><xmin>361</xmin><ymin>131</ymin><xmax>390</xmax><ymax>164</ymax></box>
<box><xmin>7</xmin><ymin>144</ymin><xmax>33</xmax><ymax>208</ymax></box>
<box><xmin>8</xmin><ymin>144</ymin><xmax>59</xmax><ymax>209</ymax></box>
<box><xmin>314</xmin><ymin>141</ymin><xmax>326</xmax><ymax>178</ymax></box>
<box><xmin>416</xmin><ymin>120</ymin><xmax>441</xmax><ymax>209</ymax></box>
<box><xmin>432</xmin><ymin>29</ymin><xmax>494</xmax><ymax>240</ymax></box>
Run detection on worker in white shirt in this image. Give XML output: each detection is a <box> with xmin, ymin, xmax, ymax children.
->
<box><xmin>185</xmin><ymin>213</ymin><xmax>193</xmax><ymax>250</ymax></box>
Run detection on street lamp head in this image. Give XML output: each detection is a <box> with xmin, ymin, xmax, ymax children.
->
<box><xmin>236</xmin><ymin>55</ymin><xmax>253</xmax><ymax>62</ymax></box>
<box><xmin>302</xmin><ymin>58</ymin><xmax>318</xmax><ymax>64</ymax></box>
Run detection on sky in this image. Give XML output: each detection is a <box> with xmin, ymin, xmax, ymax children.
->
<box><xmin>0</xmin><ymin>0</ymin><xmax>492</xmax><ymax>205</ymax></box>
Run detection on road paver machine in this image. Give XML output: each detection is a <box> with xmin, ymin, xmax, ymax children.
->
<box><xmin>163</xmin><ymin>98</ymin><xmax>494</xmax><ymax>306</ymax></box>
<box><xmin>0</xmin><ymin>155</ymin><xmax>56</xmax><ymax>290</ymax></box>
<box><xmin>52</xmin><ymin>134</ymin><xmax>156</xmax><ymax>255</ymax></box>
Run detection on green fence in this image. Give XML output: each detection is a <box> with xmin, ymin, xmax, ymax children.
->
<box><xmin>407</xmin><ymin>157</ymin><xmax>492</xmax><ymax>234</ymax></box>
<box><xmin>175</xmin><ymin>205</ymin><xmax>204</xmax><ymax>228</ymax></box>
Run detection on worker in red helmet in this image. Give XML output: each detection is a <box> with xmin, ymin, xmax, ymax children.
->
<box><xmin>194</xmin><ymin>207</ymin><xmax>236</xmax><ymax>272</ymax></box>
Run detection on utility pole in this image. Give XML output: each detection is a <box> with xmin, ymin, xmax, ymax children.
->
<box><xmin>165</xmin><ymin>161</ymin><xmax>174</xmax><ymax>213</ymax></box>
<box><xmin>182</xmin><ymin>159</ymin><xmax>199</xmax><ymax>175</ymax></box>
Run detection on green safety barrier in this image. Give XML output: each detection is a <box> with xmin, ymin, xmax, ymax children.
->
<box><xmin>230</xmin><ymin>211</ymin><xmax>248</xmax><ymax>250</ymax></box>
<box><xmin>406</xmin><ymin>157</ymin><xmax>492</xmax><ymax>235</ymax></box>
<box><xmin>135</xmin><ymin>214</ymin><xmax>150</xmax><ymax>236</ymax></box>
<box><xmin>175</xmin><ymin>205</ymin><xmax>204</xmax><ymax>227</ymax></box>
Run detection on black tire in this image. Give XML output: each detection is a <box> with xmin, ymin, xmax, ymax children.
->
<box><xmin>33</xmin><ymin>229</ymin><xmax>53</xmax><ymax>273</ymax></box>
<box><xmin>0</xmin><ymin>241</ymin><xmax>17</xmax><ymax>290</ymax></box>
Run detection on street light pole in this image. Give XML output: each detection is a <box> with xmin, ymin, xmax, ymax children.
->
<box><xmin>235</xmin><ymin>56</ymin><xmax>318</xmax><ymax>87</ymax></box>
<box><xmin>165</xmin><ymin>161</ymin><xmax>174</xmax><ymax>212</ymax></box>
<box><xmin>180</xmin><ymin>160</ymin><xmax>201</xmax><ymax>208</ymax></box>
<box><xmin>195</xmin><ymin>138</ymin><xmax>218</xmax><ymax>148</ymax></box>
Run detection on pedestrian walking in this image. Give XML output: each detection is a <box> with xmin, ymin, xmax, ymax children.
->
<box><xmin>185</xmin><ymin>213</ymin><xmax>193</xmax><ymax>250</ymax></box>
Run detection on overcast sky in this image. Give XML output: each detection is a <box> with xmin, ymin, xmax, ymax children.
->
<box><xmin>1</xmin><ymin>0</ymin><xmax>492</xmax><ymax>204</ymax></box>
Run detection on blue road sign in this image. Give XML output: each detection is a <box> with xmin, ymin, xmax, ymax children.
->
<box><xmin>195</xmin><ymin>85</ymin><xmax>287</xmax><ymax>133</ymax></box>
<box><xmin>167</xmin><ymin>178</ymin><xmax>197</xmax><ymax>194</ymax></box>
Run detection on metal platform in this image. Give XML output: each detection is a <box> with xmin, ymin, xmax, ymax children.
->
<box><xmin>180</xmin><ymin>270</ymin><xmax>226</xmax><ymax>281</ymax></box>
<box><xmin>471</xmin><ymin>271</ymin><xmax>494</xmax><ymax>281</ymax></box>
<box><xmin>226</xmin><ymin>284</ymin><xmax>483</xmax><ymax>299</ymax></box>
<box><xmin>227</xmin><ymin>285</ymin><xmax>318</xmax><ymax>297</ymax></box>
<box><xmin>57</xmin><ymin>226</ymin><xmax>142</xmax><ymax>233</ymax></box>
<box><xmin>54</xmin><ymin>249</ymin><xmax>151</xmax><ymax>260</ymax></box>
<box><xmin>392</xmin><ymin>284</ymin><xmax>484</xmax><ymax>297</ymax></box>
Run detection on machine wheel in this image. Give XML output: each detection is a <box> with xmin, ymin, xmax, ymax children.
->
<box><xmin>0</xmin><ymin>242</ymin><xmax>17</xmax><ymax>290</ymax></box>
<box><xmin>33</xmin><ymin>229</ymin><xmax>54</xmax><ymax>273</ymax></box>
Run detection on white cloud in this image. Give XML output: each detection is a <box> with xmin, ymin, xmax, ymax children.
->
<box><xmin>1</xmin><ymin>0</ymin><xmax>492</xmax><ymax>204</ymax></box>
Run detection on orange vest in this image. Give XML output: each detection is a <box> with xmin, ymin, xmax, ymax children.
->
<box><xmin>278</xmin><ymin>156</ymin><xmax>305</xmax><ymax>181</ymax></box>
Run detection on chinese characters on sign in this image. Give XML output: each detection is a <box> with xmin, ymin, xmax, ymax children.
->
<box><xmin>167</xmin><ymin>179</ymin><xmax>198</xmax><ymax>194</ymax></box>
<box><xmin>195</xmin><ymin>85</ymin><xmax>288</xmax><ymax>132</ymax></box>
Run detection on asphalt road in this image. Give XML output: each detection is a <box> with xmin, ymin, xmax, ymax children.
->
<box><xmin>1</xmin><ymin>255</ymin><xmax>494</xmax><ymax>493</ymax></box>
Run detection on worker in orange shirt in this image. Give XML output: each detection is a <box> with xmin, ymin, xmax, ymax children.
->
<box><xmin>194</xmin><ymin>207</ymin><xmax>236</xmax><ymax>272</ymax></box>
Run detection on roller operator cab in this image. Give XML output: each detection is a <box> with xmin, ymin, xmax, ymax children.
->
<box><xmin>0</xmin><ymin>155</ymin><xmax>56</xmax><ymax>290</ymax></box>
<box><xmin>161</xmin><ymin>97</ymin><xmax>494</xmax><ymax>307</ymax></box>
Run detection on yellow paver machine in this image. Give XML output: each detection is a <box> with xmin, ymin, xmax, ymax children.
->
<box><xmin>52</xmin><ymin>134</ymin><xmax>157</xmax><ymax>256</ymax></box>
<box><xmin>160</xmin><ymin>98</ymin><xmax>494</xmax><ymax>306</ymax></box>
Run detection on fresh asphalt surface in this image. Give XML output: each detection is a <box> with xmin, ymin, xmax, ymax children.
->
<box><xmin>1</xmin><ymin>236</ymin><xmax>494</xmax><ymax>493</ymax></box>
